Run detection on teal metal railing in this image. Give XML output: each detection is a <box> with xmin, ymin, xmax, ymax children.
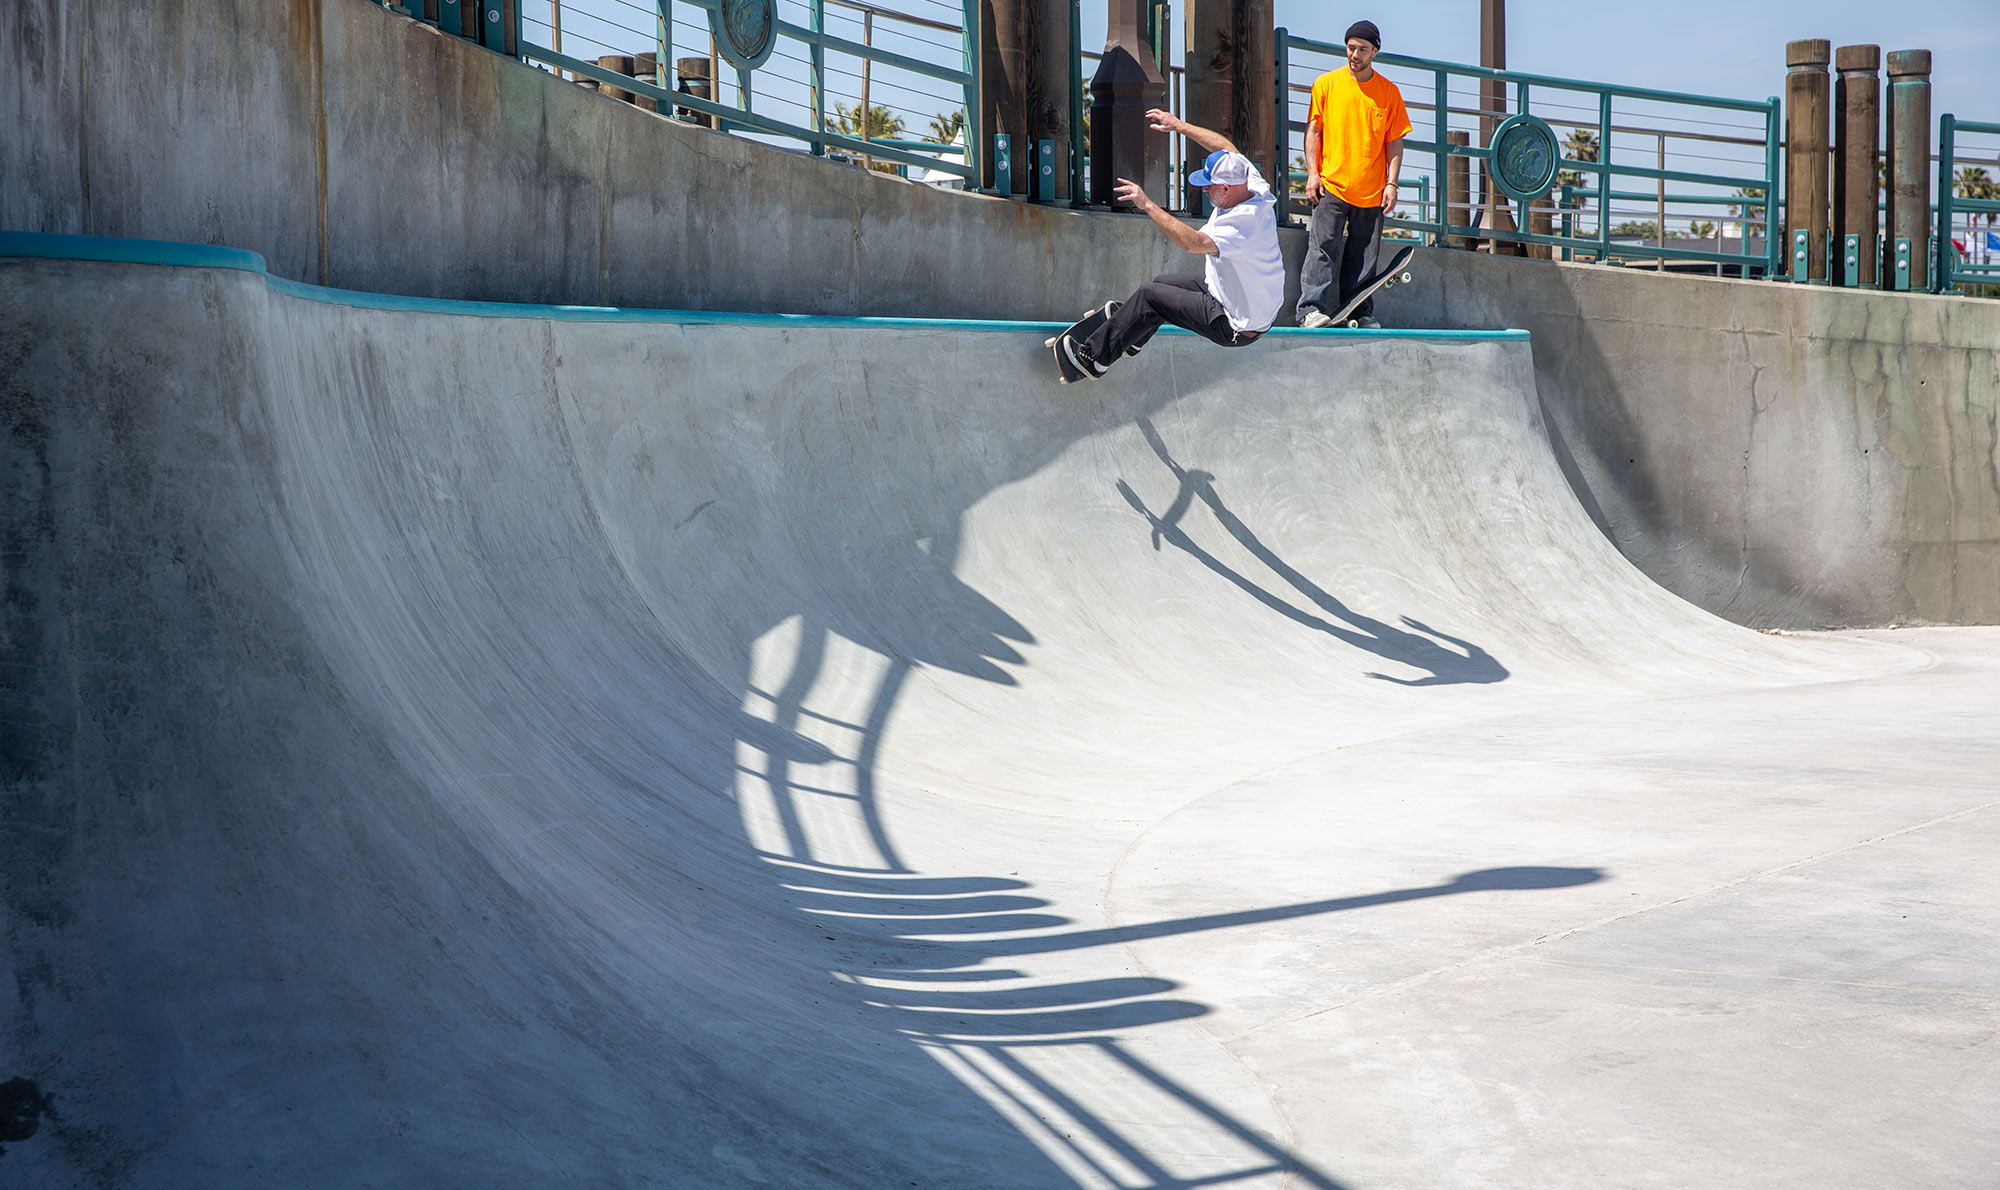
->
<box><xmin>1938</xmin><ymin>116</ymin><xmax>2000</xmax><ymax>293</ymax></box>
<box><xmin>386</xmin><ymin>0</ymin><xmax>979</xmax><ymax>182</ymax></box>
<box><xmin>1276</xmin><ymin>33</ymin><xmax>1782</xmax><ymax>277</ymax></box>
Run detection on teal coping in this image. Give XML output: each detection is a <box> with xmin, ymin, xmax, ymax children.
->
<box><xmin>1</xmin><ymin>230</ymin><xmax>1529</xmax><ymax>341</ymax></box>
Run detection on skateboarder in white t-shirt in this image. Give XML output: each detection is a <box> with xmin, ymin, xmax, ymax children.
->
<box><xmin>1053</xmin><ymin>110</ymin><xmax>1285</xmax><ymax>382</ymax></box>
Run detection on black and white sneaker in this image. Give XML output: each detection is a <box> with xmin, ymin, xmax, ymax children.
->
<box><xmin>1061</xmin><ymin>333</ymin><xmax>1108</xmax><ymax>379</ymax></box>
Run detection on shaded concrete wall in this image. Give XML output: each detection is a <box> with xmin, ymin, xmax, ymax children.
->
<box><xmin>5</xmin><ymin>0</ymin><xmax>1999</xmax><ymax>628</ymax></box>
<box><xmin>0</xmin><ymin>0</ymin><xmax>1197</xmax><ymax>315</ymax></box>
<box><xmin>1380</xmin><ymin>251</ymin><xmax>2000</xmax><ymax>629</ymax></box>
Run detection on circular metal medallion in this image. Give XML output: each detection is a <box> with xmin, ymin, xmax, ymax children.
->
<box><xmin>711</xmin><ymin>0</ymin><xmax>777</xmax><ymax>71</ymax></box>
<box><xmin>1487</xmin><ymin>113</ymin><xmax>1561</xmax><ymax>203</ymax></box>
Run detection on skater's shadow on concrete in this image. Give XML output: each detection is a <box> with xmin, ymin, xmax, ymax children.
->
<box><xmin>1118</xmin><ymin>418</ymin><xmax>1508</xmax><ymax>687</ymax></box>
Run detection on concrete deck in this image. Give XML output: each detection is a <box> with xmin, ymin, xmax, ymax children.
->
<box><xmin>3</xmin><ymin>247</ymin><xmax>1997</xmax><ymax>1187</ymax></box>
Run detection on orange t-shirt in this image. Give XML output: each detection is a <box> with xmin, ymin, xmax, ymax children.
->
<box><xmin>1309</xmin><ymin>68</ymin><xmax>1412</xmax><ymax>208</ymax></box>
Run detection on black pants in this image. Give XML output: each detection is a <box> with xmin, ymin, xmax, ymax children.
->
<box><xmin>1085</xmin><ymin>273</ymin><xmax>1265</xmax><ymax>364</ymax></box>
<box><xmin>1297</xmin><ymin>197</ymin><xmax>1384</xmax><ymax>321</ymax></box>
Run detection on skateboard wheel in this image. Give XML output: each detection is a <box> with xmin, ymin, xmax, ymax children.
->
<box><xmin>1345</xmin><ymin>319</ymin><xmax>1360</xmax><ymax>328</ymax></box>
<box><xmin>1400</xmin><ymin>272</ymin><xmax>1413</xmax><ymax>283</ymax></box>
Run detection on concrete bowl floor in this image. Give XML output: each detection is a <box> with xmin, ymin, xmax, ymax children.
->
<box><xmin>3</xmin><ymin>253</ymin><xmax>1997</xmax><ymax>1188</ymax></box>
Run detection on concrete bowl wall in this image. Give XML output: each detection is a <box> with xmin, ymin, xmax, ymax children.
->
<box><xmin>1379</xmin><ymin>250</ymin><xmax>2000</xmax><ymax>629</ymax></box>
<box><xmin>4</xmin><ymin>0</ymin><xmax>1997</xmax><ymax>627</ymax></box>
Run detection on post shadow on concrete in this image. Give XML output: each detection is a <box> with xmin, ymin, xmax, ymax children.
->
<box><xmin>1118</xmin><ymin>417</ymin><xmax>1509</xmax><ymax>686</ymax></box>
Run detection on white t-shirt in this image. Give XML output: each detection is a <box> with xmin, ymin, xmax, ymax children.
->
<box><xmin>1201</xmin><ymin>166</ymin><xmax>1285</xmax><ymax>333</ymax></box>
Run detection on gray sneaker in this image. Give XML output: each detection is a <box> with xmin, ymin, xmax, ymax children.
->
<box><xmin>1355</xmin><ymin>315</ymin><xmax>1382</xmax><ymax>330</ymax></box>
<box><xmin>1299</xmin><ymin>310</ymin><xmax>1335</xmax><ymax>329</ymax></box>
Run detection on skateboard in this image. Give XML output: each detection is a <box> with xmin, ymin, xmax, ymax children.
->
<box><xmin>1046</xmin><ymin>301</ymin><xmax>1120</xmax><ymax>384</ymax></box>
<box><xmin>1323</xmin><ymin>243</ymin><xmax>1417</xmax><ymax>328</ymax></box>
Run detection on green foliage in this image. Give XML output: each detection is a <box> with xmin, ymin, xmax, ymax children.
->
<box><xmin>1954</xmin><ymin>166</ymin><xmax>1998</xmax><ymax>234</ymax></box>
<box><xmin>1556</xmin><ymin>128</ymin><xmax>1598</xmax><ymax>207</ymax></box>
<box><xmin>832</xmin><ymin>103</ymin><xmax>905</xmax><ymax>173</ymax></box>
<box><xmin>1686</xmin><ymin>220</ymin><xmax>1717</xmax><ymax>239</ymax></box>
<box><xmin>926</xmin><ymin>111</ymin><xmax>965</xmax><ymax>144</ymax></box>
<box><xmin>833</xmin><ymin>102</ymin><xmax>903</xmax><ymax>141</ymax></box>
<box><xmin>1610</xmin><ymin>220</ymin><xmax>1659</xmax><ymax>239</ymax></box>
<box><xmin>1727</xmin><ymin>186</ymin><xmax>1765</xmax><ymax>222</ymax></box>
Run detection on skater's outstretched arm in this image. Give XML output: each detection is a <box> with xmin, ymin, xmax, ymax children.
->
<box><xmin>1146</xmin><ymin>108</ymin><xmax>1235</xmax><ymax>156</ymax></box>
<box><xmin>1112</xmin><ymin>178</ymin><xmax>1218</xmax><ymax>255</ymax></box>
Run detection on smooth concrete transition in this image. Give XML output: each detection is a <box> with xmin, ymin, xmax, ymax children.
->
<box><xmin>5</xmin><ymin>248</ymin><xmax>2000</xmax><ymax>1188</ymax></box>
<box><xmin>11</xmin><ymin>0</ymin><xmax>1999</xmax><ymax>632</ymax></box>
<box><xmin>1380</xmin><ymin>250</ymin><xmax>2000</xmax><ymax>631</ymax></box>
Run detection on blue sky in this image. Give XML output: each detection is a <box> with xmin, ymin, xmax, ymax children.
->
<box><xmin>540</xmin><ymin>0</ymin><xmax>1993</xmax><ymax>131</ymax></box>
<box><xmin>534</xmin><ymin>0</ymin><xmax>1997</xmax><ymax>181</ymax></box>
<box><xmin>1229</xmin><ymin>0</ymin><xmax>1992</xmax><ymax>129</ymax></box>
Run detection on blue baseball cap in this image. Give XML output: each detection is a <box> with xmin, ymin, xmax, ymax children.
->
<box><xmin>1188</xmin><ymin>150</ymin><xmax>1252</xmax><ymax>188</ymax></box>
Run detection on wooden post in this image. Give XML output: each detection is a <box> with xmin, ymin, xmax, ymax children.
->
<box><xmin>1185</xmin><ymin>0</ymin><xmax>1276</xmax><ymax>209</ymax></box>
<box><xmin>1026</xmin><ymin>0</ymin><xmax>1074</xmax><ymax>200</ymax></box>
<box><xmin>1884</xmin><ymin>49</ymin><xmax>1931</xmax><ymax>289</ymax></box>
<box><xmin>1479</xmin><ymin>0</ymin><xmax>1522</xmax><ymax>254</ymax></box>
<box><xmin>676</xmin><ymin>57</ymin><xmax>715</xmax><ymax>128</ymax></box>
<box><xmin>1785</xmin><ymin>38</ymin><xmax>1831</xmax><ymax>281</ymax></box>
<box><xmin>981</xmin><ymin>0</ymin><xmax>1026</xmax><ymax>191</ymax></box>
<box><xmin>1656</xmin><ymin>133</ymin><xmax>1666</xmax><ymax>270</ymax></box>
<box><xmin>632</xmin><ymin>53</ymin><xmax>659</xmax><ymax>113</ymax></box>
<box><xmin>861</xmin><ymin>11</ymin><xmax>875</xmax><ymax>167</ymax></box>
<box><xmin>1833</xmin><ymin>44</ymin><xmax>1880</xmax><ymax>285</ymax></box>
<box><xmin>598</xmin><ymin>55</ymin><xmax>636</xmax><ymax>105</ymax></box>
<box><xmin>1527</xmin><ymin>194</ymin><xmax>1553</xmax><ymax>260</ymax></box>
<box><xmin>1447</xmin><ymin>130</ymin><xmax>1472</xmax><ymax>249</ymax></box>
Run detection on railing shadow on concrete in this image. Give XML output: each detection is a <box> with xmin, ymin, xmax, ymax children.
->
<box><xmin>728</xmin><ymin>526</ymin><xmax>1593</xmax><ymax>1184</ymax></box>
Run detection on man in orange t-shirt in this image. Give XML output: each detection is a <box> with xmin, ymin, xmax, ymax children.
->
<box><xmin>1296</xmin><ymin>20</ymin><xmax>1411</xmax><ymax>329</ymax></box>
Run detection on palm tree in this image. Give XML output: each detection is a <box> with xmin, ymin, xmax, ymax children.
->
<box><xmin>926</xmin><ymin>111</ymin><xmax>965</xmax><ymax>145</ymax></box>
<box><xmin>1556</xmin><ymin>127</ymin><xmax>1599</xmax><ymax>209</ymax></box>
<box><xmin>834</xmin><ymin>102</ymin><xmax>903</xmax><ymax>143</ymax></box>
<box><xmin>833</xmin><ymin>103</ymin><xmax>905</xmax><ymax>173</ymax></box>
<box><xmin>1727</xmin><ymin>186</ymin><xmax>1767</xmax><ymax>240</ymax></box>
<box><xmin>1955</xmin><ymin>167</ymin><xmax>1998</xmax><ymax>273</ymax></box>
<box><xmin>1954</xmin><ymin>167</ymin><xmax>1995</xmax><ymax>227</ymax></box>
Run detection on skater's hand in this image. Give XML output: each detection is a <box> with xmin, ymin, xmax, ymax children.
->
<box><xmin>1304</xmin><ymin>173</ymin><xmax>1323</xmax><ymax>204</ymax></box>
<box><xmin>1144</xmin><ymin>108</ymin><xmax>1183</xmax><ymax>136</ymax></box>
<box><xmin>1383</xmin><ymin>182</ymin><xmax>1398</xmax><ymax>215</ymax></box>
<box><xmin>1113</xmin><ymin>178</ymin><xmax>1156</xmax><ymax>213</ymax></box>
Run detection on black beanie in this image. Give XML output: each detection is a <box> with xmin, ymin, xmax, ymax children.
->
<box><xmin>1345</xmin><ymin>20</ymin><xmax>1381</xmax><ymax>48</ymax></box>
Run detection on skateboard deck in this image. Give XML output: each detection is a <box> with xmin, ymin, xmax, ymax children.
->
<box><xmin>1325</xmin><ymin>243</ymin><xmax>1417</xmax><ymax>328</ymax></box>
<box><xmin>1046</xmin><ymin>302</ymin><xmax>1118</xmax><ymax>384</ymax></box>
